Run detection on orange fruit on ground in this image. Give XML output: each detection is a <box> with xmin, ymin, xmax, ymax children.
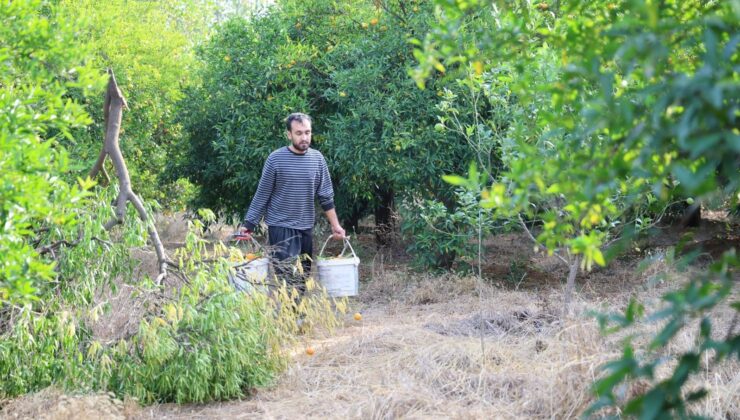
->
<box><xmin>245</xmin><ymin>253</ymin><xmax>258</xmax><ymax>261</ymax></box>
<box><xmin>306</xmin><ymin>346</ymin><xmax>315</xmax><ymax>356</ymax></box>
<box><xmin>370</xmin><ymin>18</ymin><xmax>378</xmax><ymax>26</ymax></box>
<box><xmin>354</xmin><ymin>313</ymin><xmax>362</xmax><ymax>321</ymax></box>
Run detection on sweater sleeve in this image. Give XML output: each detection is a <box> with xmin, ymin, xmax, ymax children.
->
<box><xmin>316</xmin><ymin>155</ymin><xmax>335</xmax><ymax>211</ymax></box>
<box><xmin>243</xmin><ymin>156</ymin><xmax>276</xmax><ymax>229</ymax></box>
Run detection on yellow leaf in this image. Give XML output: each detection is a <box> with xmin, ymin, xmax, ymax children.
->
<box><xmin>589</xmin><ymin>212</ymin><xmax>600</xmax><ymax>225</ymax></box>
<box><xmin>593</xmin><ymin>249</ymin><xmax>606</xmax><ymax>266</ymax></box>
<box><xmin>473</xmin><ymin>61</ymin><xmax>484</xmax><ymax>76</ymax></box>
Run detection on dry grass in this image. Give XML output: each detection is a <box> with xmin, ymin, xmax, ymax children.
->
<box><xmin>124</xmin><ymin>259</ymin><xmax>737</xmax><ymax>419</ymax></box>
<box><xmin>0</xmin><ymin>387</ymin><xmax>135</xmax><ymax>420</ymax></box>
<box><xmin>3</xmin><ymin>265</ymin><xmax>738</xmax><ymax>419</ymax></box>
<box><xmin>3</xmin><ymin>223</ymin><xmax>738</xmax><ymax>419</ymax></box>
<box><xmin>239</xmin><ymin>287</ymin><xmax>608</xmax><ymax>419</ymax></box>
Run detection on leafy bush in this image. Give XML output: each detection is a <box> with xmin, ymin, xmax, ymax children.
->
<box><xmin>100</xmin><ymin>215</ymin><xmax>344</xmax><ymax>404</ymax></box>
<box><xmin>107</xmin><ymin>281</ymin><xmax>282</xmax><ymax>403</ymax></box>
<box><xmin>0</xmin><ymin>187</ymin><xmax>143</xmax><ymax>397</ymax></box>
<box><xmin>401</xmin><ymin>187</ymin><xmax>494</xmax><ymax>271</ymax></box>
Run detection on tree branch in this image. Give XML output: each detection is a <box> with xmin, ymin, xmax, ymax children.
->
<box><xmin>517</xmin><ymin>214</ymin><xmax>569</xmax><ymax>265</ymax></box>
<box><xmin>89</xmin><ymin>147</ymin><xmax>107</xmax><ymax>180</ymax></box>
<box><xmin>37</xmin><ymin>230</ymin><xmax>84</xmax><ymax>256</ymax></box>
<box><xmin>97</xmin><ymin>69</ymin><xmax>169</xmax><ymax>285</ymax></box>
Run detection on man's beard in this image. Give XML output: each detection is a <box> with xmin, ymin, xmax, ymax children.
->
<box><xmin>292</xmin><ymin>140</ymin><xmax>310</xmax><ymax>151</ymax></box>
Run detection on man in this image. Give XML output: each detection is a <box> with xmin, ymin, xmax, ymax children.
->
<box><xmin>239</xmin><ymin>112</ymin><xmax>345</xmax><ymax>294</ymax></box>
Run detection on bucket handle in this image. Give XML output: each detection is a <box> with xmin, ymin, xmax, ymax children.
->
<box><xmin>231</xmin><ymin>234</ymin><xmax>266</xmax><ymax>252</ymax></box>
<box><xmin>318</xmin><ymin>235</ymin><xmax>356</xmax><ymax>260</ymax></box>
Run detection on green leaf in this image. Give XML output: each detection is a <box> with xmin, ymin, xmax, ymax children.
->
<box><xmin>442</xmin><ymin>175</ymin><xmax>468</xmax><ymax>186</ymax></box>
<box><xmin>650</xmin><ymin>318</ymin><xmax>683</xmax><ymax>350</ymax></box>
<box><xmin>685</xmin><ymin>389</ymin><xmax>708</xmax><ymax>402</ymax></box>
<box><xmin>637</xmin><ymin>388</ymin><xmax>665</xmax><ymax>420</ymax></box>
<box><xmin>625</xmin><ymin>298</ymin><xmax>644</xmax><ymax>324</ymax></box>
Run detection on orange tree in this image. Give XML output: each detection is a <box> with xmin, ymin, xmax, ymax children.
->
<box><xmin>173</xmin><ymin>0</ymin><xmax>499</xmax><ymax>241</ymax></box>
<box><xmin>414</xmin><ymin>0</ymin><xmax>738</xmax><ymax>417</ymax></box>
<box><xmin>54</xmin><ymin>0</ymin><xmax>209</xmax><ymax>208</ymax></box>
<box><xmin>0</xmin><ymin>0</ymin><xmax>103</xmax><ymax>304</ymax></box>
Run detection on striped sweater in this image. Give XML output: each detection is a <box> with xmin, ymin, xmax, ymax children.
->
<box><xmin>243</xmin><ymin>146</ymin><xmax>335</xmax><ymax>231</ymax></box>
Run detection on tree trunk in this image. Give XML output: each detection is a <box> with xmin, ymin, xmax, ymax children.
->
<box><xmin>92</xmin><ymin>70</ymin><xmax>169</xmax><ymax>285</ymax></box>
<box><xmin>681</xmin><ymin>202</ymin><xmax>701</xmax><ymax>228</ymax></box>
<box><xmin>374</xmin><ymin>188</ymin><xmax>395</xmax><ymax>246</ymax></box>
<box><xmin>563</xmin><ymin>255</ymin><xmax>580</xmax><ymax>315</ymax></box>
<box><xmin>341</xmin><ymin>200</ymin><xmax>368</xmax><ymax>234</ymax></box>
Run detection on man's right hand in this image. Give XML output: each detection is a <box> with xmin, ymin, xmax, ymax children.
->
<box><xmin>233</xmin><ymin>227</ymin><xmax>252</xmax><ymax>242</ymax></box>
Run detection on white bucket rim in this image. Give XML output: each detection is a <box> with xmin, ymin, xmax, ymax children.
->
<box><xmin>247</xmin><ymin>257</ymin><xmax>269</xmax><ymax>265</ymax></box>
<box><xmin>316</xmin><ymin>257</ymin><xmax>360</xmax><ymax>267</ymax></box>
<box><xmin>235</xmin><ymin>257</ymin><xmax>269</xmax><ymax>268</ymax></box>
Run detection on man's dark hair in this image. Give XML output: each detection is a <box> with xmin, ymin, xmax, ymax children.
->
<box><xmin>285</xmin><ymin>112</ymin><xmax>313</xmax><ymax>131</ymax></box>
<box><xmin>285</xmin><ymin>112</ymin><xmax>312</xmax><ymax>131</ymax></box>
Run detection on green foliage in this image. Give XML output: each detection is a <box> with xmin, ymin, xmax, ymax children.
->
<box><xmin>100</xmin><ymin>218</ymin><xmax>283</xmax><ymax>404</ymax></box>
<box><xmin>55</xmin><ymin>0</ymin><xmax>208</xmax><ymax>208</ymax></box>
<box><xmin>173</xmin><ymin>0</ymin><xmax>489</xmax><ymax>227</ymax></box>
<box><xmin>0</xmin><ymin>308</ymin><xmax>91</xmax><ymax>396</ymax></box>
<box><xmin>400</xmin><ymin>64</ymin><xmax>514</xmax><ymax>270</ymax></box>
<box><xmin>0</xmin><ymin>188</ymin><xmax>143</xmax><ymax>397</ymax></box>
<box><xmin>0</xmin><ymin>0</ymin><xmax>105</xmax><ymax>304</ymax></box>
<box><xmin>106</xmin><ymin>255</ymin><xmax>282</xmax><ymax>402</ymax></box>
<box><xmin>100</xmin><ymin>217</ymin><xmax>345</xmax><ymax>404</ymax></box>
<box><xmin>401</xmin><ymin>161</ymin><xmax>504</xmax><ymax>270</ymax></box>
<box><xmin>589</xmin><ymin>250</ymin><xmax>738</xmax><ymax>418</ymax></box>
<box><xmin>401</xmin><ymin>187</ymin><xmax>494</xmax><ymax>271</ymax></box>
<box><xmin>417</xmin><ymin>0</ymin><xmax>738</xmax><ymax>264</ymax></box>
<box><xmin>414</xmin><ymin>0</ymin><xmax>739</xmax><ymax>416</ymax></box>
<box><xmin>0</xmin><ymin>203</ymin><xmax>288</xmax><ymax>403</ymax></box>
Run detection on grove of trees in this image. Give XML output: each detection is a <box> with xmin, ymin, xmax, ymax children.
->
<box><xmin>1</xmin><ymin>0</ymin><xmax>737</xmax><ymax>417</ymax></box>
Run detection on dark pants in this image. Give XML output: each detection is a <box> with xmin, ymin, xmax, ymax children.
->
<box><xmin>268</xmin><ymin>225</ymin><xmax>313</xmax><ymax>295</ymax></box>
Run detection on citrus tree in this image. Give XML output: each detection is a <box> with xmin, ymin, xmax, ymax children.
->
<box><xmin>173</xmin><ymin>0</ymin><xmax>495</xmax><ymax>244</ymax></box>
<box><xmin>414</xmin><ymin>0</ymin><xmax>738</xmax><ymax>416</ymax></box>
<box><xmin>0</xmin><ymin>0</ymin><xmax>104</xmax><ymax>304</ymax></box>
